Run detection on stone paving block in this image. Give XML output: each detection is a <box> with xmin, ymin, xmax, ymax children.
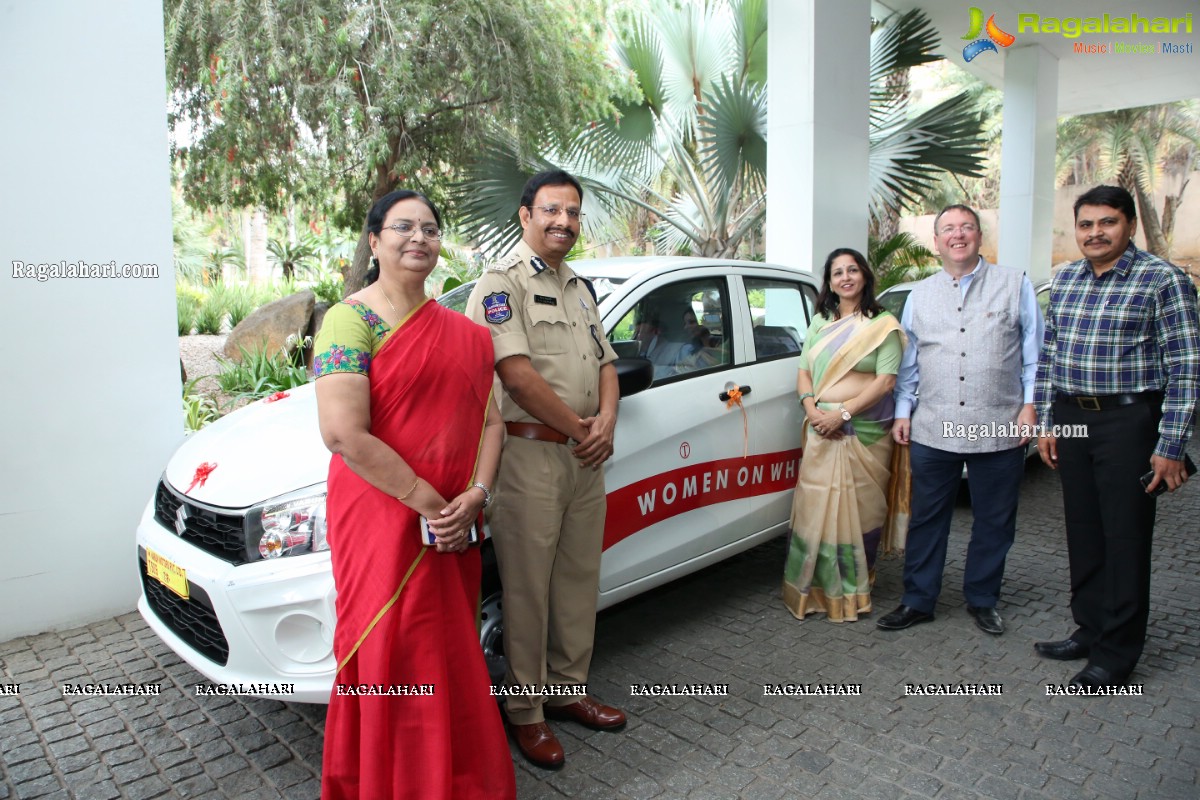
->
<box><xmin>204</xmin><ymin>752</ymin><xmax>251</xmax><ymax>780</ymax></box>
<box><xmin>288</xmin><ymin>733</ymin><xmax>324</xmax><ymax>763</ymax></box>
<box><xmin>593</xmin><ymin>758</ymin><xmax>641</xmax><ymax>789</ymax></box>
<box><xmin>11</xmin><ymin>774</ymin><xmax>63</xmax><ymax>799</ymax></box>
<box><xmin>111</xmin><ymin>756</ymin><xmax>159</xmax><ymax>785</ymax></box>
<box><xmin>280</xmin><ymin>779</ymin><xmax>321</xmax><ymax>800</ymax></box>
<box><xmin>126</xmin><ymin>775</ymin><xmax>174</xmax><ymax>800</ymax></box>
<box><xmin>733</xmin><ymin>778</ymin><xmax>789</xmax><ymax>800</ymax></box>
<box><xmin>71</xmin><ymin>779</ymin><xmax>121</xmax><ymax>800</ymax></box>
<box><xmin>0</xmin><ymin>729</ymin><xmax>38</xmax><ymax>752</ymax></box>
<box><xmin>264</xmin><ymin>760</ymin><xmax>316</xmax><ymax>789</ymax></box>
<box><xmin>163</xmin><ymin>757</ymin><xmax>205</xmax><ymax>782</ymax></box>
<box><xmin>247</xmin><ymin>742</ymin><xmax>293</xmax><ymax>771</ymax></box>
<box><xmin>7</xmin><ymin>758</ymin><xmax>52</xmax><ymax>784</ymax></box>
<box><xmin>4</xmin><ymin>741</ymin><xmax>44</xmax><ymax>766</ymax></box>
<box><xmin>56</xmin><ymin>750</ymin><xmax>104</xmax><ymax>775</ymax></box>
<box><xmin>1152</xmin><ymin>776</ymin><xmax>1200</xmax><ymax>800</ymax></box>
<box><xmin>974</xmin><ymin>772</ymin><xmax>1023</xmax><ymax>800</ymax></box>
<box><xmin>1085</xmin><ymin>772</ymin><xmax>1142</xmax><ymax>799</ymax></box>
<box><xmin>614</xmin><ymin>772</ymin><xmax>666</xmax><ymax>800</ymax></box>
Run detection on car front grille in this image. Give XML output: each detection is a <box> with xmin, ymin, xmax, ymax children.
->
<box><xmin>139</xmin><ymin>550</ymin><xmax>230</xmax><ymax>666</ymax></box>
<box><xmin>154</xmin><ymin>481</ymin><xmax>247</xmax><ymax>564</ymax></box>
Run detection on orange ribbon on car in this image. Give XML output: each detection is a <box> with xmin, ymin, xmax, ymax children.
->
<box><xmin>725</xmin><ymin>387</ymin><xmax>749</xmax><ymax>459</ymax></box>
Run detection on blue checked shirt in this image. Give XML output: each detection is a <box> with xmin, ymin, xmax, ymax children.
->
<box><xmin>1034</xmin><ymin>242</ymin><xmax>1200</xmax><ymax>460</ymax></box>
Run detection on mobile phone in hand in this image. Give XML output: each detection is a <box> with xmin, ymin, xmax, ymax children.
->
<box><xmin>420</xmin><ymin>514</ymin><xmax>483</xmax><ymax>546</ymax></box>
<box><xmin>1139</xmin><ymin>454</ymin><xmax>1197</xmax><ymax>496</ymax></box>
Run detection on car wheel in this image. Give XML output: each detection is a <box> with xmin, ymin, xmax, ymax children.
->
<box><xmin>479</xmin><ymin>545</ymin><xmax>506</xmax><ymax>687</ymax></box>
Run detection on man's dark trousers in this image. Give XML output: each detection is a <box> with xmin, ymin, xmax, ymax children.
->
<box><xmin>1054</xmin><ymin>399</ymin><xmax>1159</xmax><ymax>679</ymax></box>
<box><xmin>901</xmin><ymin>441</ymin><xmax>1025</xmax><ymax>614</ymax></box>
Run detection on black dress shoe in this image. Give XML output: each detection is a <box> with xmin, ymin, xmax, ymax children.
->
<box><xmin>1068</xmin><ymin>663</ymin><xmax>1124</xmax><ymax>690</ymax></box>
<box><xmin>876</xmin><ymin>605</ymin><xmax>934</xmax><ymax>631</ymax></box>
<box><xmin>1034</xmin><ymin>639</ymin><xmax>1089</xmax><ymax>661</ymax></box>
<box><xmin>968</xmin><ymin>606</ymin><xmax>1004</xmax><ymax>635</ymax></box>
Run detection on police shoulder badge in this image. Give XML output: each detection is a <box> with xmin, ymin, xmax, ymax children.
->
<box><xmin>483</xmin><ymin>292</ymin><xmax>512</xmax><ymax>324</ymax></box>
<box><xmin>487</xmin><ymin>253</ymin><xmax>520</xmax><ymax>272</ymax></box>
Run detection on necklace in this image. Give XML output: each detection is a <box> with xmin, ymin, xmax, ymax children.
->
<box><xmin>380</xmin><ymin>284</ymin><xmax>398</xmax><ymax>316</ymax></box>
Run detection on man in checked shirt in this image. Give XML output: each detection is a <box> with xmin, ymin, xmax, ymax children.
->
<box><xmin>1034</xmin><ymin>185</ymin><xmax>1200</xmax><ymax>689</ymax></box>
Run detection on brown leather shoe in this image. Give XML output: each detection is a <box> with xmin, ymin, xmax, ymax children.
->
<box><xmin>544</xmin><ymin>696</ymin><xmax>627</xmax><ymax>731</ymax></box>
<box><xmin>509</xmin><ymin>721</ymin><xmax>564</xmax><ymax>769</ymax></box>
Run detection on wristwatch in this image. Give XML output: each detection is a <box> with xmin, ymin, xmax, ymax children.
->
<box><xmin>838</xmin><ymin>404</ymin><xmax>852</xmax><ymax>421</ymax></box>
<box><xmin>471</xmin><ymin>482</ymin><xmax>493</xmax><ymax>508</ymax></box>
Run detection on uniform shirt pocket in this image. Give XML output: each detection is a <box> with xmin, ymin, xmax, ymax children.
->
<box><xmin>527</xmin><ymin>304</ymin><xmax>570</xmax><ymax>355</ymax></box>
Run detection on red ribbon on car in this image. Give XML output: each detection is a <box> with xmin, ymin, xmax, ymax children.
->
<box><xmin>185</xmin><ymin>462</ymin><xmax>218</xmax><ymax>494</ymax></box>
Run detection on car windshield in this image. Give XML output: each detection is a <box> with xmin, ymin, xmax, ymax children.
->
<box><xmin>437</xmin><ymin>282</ymin><xmax>475</xmax><ymax>313</ymax></box>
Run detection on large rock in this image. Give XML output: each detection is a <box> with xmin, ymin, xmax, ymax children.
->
<box><xmin>304</xmin><ymin>301</ymin><xmax>332</xmax><ymax>370</ymax></box>
<box><xmin>223</xmin><ymin>290</ymin><xmax>315</xmax><ymax>361</ymax></box>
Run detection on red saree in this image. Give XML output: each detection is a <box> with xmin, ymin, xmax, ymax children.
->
<box><xmin>321</xmin><ymin>300</ymin><xmax>516</xmax><ymax>800</ymax></box>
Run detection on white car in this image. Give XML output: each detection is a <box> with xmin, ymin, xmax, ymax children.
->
<box><xmin>138</xmin><ymin>257</ymin><xmax>819</xmax><ymax>702</ymax></box>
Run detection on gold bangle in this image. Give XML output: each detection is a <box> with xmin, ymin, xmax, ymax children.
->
<box><xmin>397</xmin><ymin>477</ymin><xmax>420</xmax><ymax>502</ymax></box>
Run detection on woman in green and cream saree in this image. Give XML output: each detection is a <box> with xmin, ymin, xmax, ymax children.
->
<box><xmin>783</xmin><ymin>248</ymin><xmax>906</xmax><ymax>623</ymax></box>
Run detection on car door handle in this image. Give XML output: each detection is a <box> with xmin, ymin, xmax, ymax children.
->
<box><xmin>719</xmin><ymin>385</ymin><xmax>752</xmax><ymax>402</ymax></box>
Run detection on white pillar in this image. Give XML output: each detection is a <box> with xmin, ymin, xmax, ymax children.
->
<box><xmin>766</xmin><ymin>0</ymin><xmax>871</xmax><ymax>273</ymax></box>
<box><xmin>0</xmin><ymin>0</ymin><xmax>180</xmax><ymax>639</ymax></box>
<box><xmin>997</xmin><ymin>45</ymin><xmax>1059</xmax><ymax>282</ymax></box>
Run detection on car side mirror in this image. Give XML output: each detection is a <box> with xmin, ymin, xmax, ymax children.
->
<box><xmin>614</xmin><ymin>357</ymin><xmax>654</xmax><ymax>398</ymax></box>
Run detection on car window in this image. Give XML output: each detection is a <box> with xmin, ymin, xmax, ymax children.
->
<box><xmin>609</xmin><ymin>277</ymin><xmax>731</xmax><ymax>384</ymax></box>
<box><xmin>744</xmin><ymin>278</ymin><xmax>809</xmax><ymax>361</ymax></box>
<box><xmin>878</xmin><ymin>287</ymin><xmax>909</xmax><ymax>319</ymax></box>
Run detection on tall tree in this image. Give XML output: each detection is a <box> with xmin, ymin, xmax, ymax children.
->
<box><xmin>456</xmin><ymin>3</ymin><xmax>986</xmax><ymax>259</ymax></box>
<box><xmin>867</xmin><ymin>11</ymin><xmax>989</xmax><ymax>225</ymax></box>
<box><xmin>1057</xmin><ymin>101</ymin><xmax>1200</xmax><ymax>258</ymax></box>
<box><xmin>165</xmin><ymin>0</ymin><xmax>624</xmax><ymax>291</ymax></box>
<box><xmin>456</xmin><ymin>0</ymin><xmax>768</xmax><ymax>259</ymax></box>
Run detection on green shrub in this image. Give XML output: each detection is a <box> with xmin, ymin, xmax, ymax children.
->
<box><xmin>225</xmin><ymin>285</ymin><xmax>256</xmax><ymax>329</ymax></box>
<box><xmin>311</xmin><ymin>275</ymin><xmax>345</xmax><ymax>305</ymax></box>
<box><xmin>215</xmin><ymin>334</ymin><xmax>311</xmax><ymax>406</ymax></box>
<box><xmin>182</xmin><ymin>378</ymin><xmax>220</xmax><ymax>432</ymax></box>
<box><xmin>177</xmin><ymin>293</ymin><xmax>200</xmax><ymax>336</ymax></box>
<box><xmin>196</xmin><ymin>291</ymin><xmax>228</xmax><ymax>335</ymax></box>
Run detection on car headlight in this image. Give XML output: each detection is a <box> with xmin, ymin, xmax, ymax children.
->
<box><xmin>244</xmin><ymin>485</ymin><xmax>329</xmax><ymax>561</ymax></box>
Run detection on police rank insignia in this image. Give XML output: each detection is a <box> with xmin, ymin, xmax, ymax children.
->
<box><xmin>482</xmin><ymin>292</ymin><xmax>512</xmax><ymax>324</ymax></box>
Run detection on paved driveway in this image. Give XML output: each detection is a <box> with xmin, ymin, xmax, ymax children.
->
<box><xmin>2</xmin><ymin>450</ymin><xmax>1198</xmax><ymax>799</ymax></box>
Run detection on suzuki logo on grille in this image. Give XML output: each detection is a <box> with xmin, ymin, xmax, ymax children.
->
<box><xmin>174</xmin><ymin>505</ymin><xmax>190</xmax><ymax>536</ymax></box>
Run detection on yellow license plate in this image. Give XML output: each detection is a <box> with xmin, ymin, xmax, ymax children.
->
<box><xmin>146</xmin><ymin>548</ymin><xmax>190</xmax><ymax>600</ymax></box>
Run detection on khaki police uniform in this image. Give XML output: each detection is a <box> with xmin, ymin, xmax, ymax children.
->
<box><xmin>466</xmin><ymin>241</ymin><xmax>618</xmax><ymax>725</ymax></box>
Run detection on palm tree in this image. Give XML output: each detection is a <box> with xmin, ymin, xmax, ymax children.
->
<box><xmin>869</xmin><ymin>231</ymin><xmax>937</xmax><ymax>290</ymax></box>
<box><xmin>867</xmin><ymin>10</ymin><xmax>989</xmax><ymax>233</ymax></box>
<box><xmin>456</xmin><ymin>3</ymin><xmax>985</xmax><ymax>260</ymax></box>
<box><xmin>1057</xmin><ymin>101</ymin><xmax>1200</xmax><ymax>258</ymax></box>
<box><xmin>266</xmin><ymin>237</ymin><xmax>318</xmax><ymax>281</ymax></box>
<box><xmin>455</xmin><ymin>0</ymin><xmax>768</xmax><ymax>258</ymax></box>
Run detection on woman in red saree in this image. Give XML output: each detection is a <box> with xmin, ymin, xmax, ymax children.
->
<box><xmin>314</xmin><ymin>190</ymin><xmax>515</xmax><ymax>800</ymax></box>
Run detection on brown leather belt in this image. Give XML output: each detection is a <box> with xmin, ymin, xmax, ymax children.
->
<box><xmin>505</xmin><ymin>421</ymin><xmax>570</xmax><ymax>444</ymax></box>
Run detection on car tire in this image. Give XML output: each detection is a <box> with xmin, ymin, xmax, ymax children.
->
<box><xmin>479</xmin><ymin>544</ymin><xmax>506</xmax><ymax>688</ymax></box>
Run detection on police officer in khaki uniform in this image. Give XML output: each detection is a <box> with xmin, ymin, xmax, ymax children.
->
<box><xmin>466</xmin><ymin>171</ymin><xmax>626</xmax><ymax>770</ymax></box>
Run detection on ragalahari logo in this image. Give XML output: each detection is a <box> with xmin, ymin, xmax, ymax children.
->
<box><xmin>962</xmin><ymin>7</ymin><xmax>1016</xmax><ymax>61</ymax></box>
